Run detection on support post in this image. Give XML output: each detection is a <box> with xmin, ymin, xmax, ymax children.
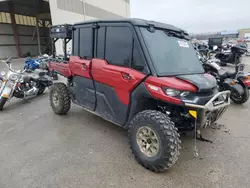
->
<box><xmin>9</xmin><ymin>2</ymin><xmax>21</xmax><ymax>57</ymax></box>
<box><xmin>36</xmin><ymin>16</ymin><xmax>41</xmax><ymax>55</ymax></box>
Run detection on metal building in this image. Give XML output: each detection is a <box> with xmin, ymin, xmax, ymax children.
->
<box><xmin>0</xmin><ymin>0</ymin><xmax>130</xmax><ymax>59</ymax></box>
<box><xmin>220</xmin><ymin>30</ymin><xmax>239</xmax><ymax>39</ymax></box>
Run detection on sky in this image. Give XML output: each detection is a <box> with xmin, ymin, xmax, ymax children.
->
<box><xmin>130</xmin><ymin>0</ymin><xmax>250</xmax><ymax>33</ymax></box>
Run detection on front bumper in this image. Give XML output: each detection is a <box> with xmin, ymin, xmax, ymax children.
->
<box><xmin>184</xmin><ymin>90</ymin><xmax>231</xmax><ymax>127</ymax></box>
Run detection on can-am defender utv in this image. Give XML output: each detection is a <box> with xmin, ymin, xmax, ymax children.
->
<box><xmin>48</xmin><ymin>19</ymin><xmax>230</xmax><ymax>172</ymax></box>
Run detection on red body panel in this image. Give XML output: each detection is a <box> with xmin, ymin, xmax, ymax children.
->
<box><xmin>49</xmin><ymin>61</ymin><xmax>71</xmax><ymax>77</ymax></box>
<box><xmin>91</xmin><ymin>59</ymin><xmax>146</xmax><ymax>105</ymax></box>
<box><xmin>146</xmin><ymin>76</ymin><xmax>198</xmax><ymax>92</ymax></box>
<box><xmin>69</xmin><ymin>56</ymin><xmax>92</xmax><ymax>79</ymax></box>
<box><xmin>243</xmin><ymin>79</ymin><xmax>250</xmax><ymax>87</ymax></box>
<box><xmin>145</xmin><ymin>76</ymin><xmax>198</xmax><ymax>104</ymax></box>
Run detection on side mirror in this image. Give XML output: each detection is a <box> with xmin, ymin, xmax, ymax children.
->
<box><xmin>0</xmin><ymin>71</ymin><xmax>6</xmax><ymax>76</ymax></box>
<box><xmin>213</xmin><ymin>46</ymin><xmax>218</xmax><ymax>51</ymax></box>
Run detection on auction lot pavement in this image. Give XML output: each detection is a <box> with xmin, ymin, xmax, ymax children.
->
<box><xmin>1</xmin><ymin>58</ymin><xmax>250</xmax><ymax>188</ymax></box>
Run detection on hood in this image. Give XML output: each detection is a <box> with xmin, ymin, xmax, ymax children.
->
<box><xmin>176</xmin><ymin>73</ymin><xmax>217</xmax><ymax>92</ymax></box>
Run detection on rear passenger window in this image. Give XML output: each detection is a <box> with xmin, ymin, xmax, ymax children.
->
<box><xmin>73</xmin><ymin>28</ymin><xmax>79</xmax><ymax>55</ymax></box>
<box><xmin>105</xmin><ymin>27</ymin><xmax>133</xmax><ymax>67</ymax></box>
<box><xmin>97</xmin><ymin>27</ymin><xmax>106</xmax><ymax>59</ymax></box>
<box><xmin>79</xmin><ymin>27</ymin><xmax>93</xmax><ymax>59</ymax></box>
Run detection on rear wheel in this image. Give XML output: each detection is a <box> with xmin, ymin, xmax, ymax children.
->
<box><xmin>231</xmin><ymin>87</ymin><xmax>249</xmax><ymax>104</ymax></box>
<box><xmin>49</xmin><ymin>82</ymin><xmax>71</xmax><ymax>115</ymax></box>
<box><xmin>38</xmin><ymin>86</ymin><xmax>46</xmax><ymax>95</ymax></box>
<box><xmin>52</xmin><ymin>73</ymin><xmax>58</xmax><ymax>80</ymax></box>
<box><xmin>0</xmin><ymin>97</ymin><xmax>7</xmax><ymax>111</ymax></box>
<box><xmin>128</xmin><ymin>110</ymin><xmax>181</xmax><ymax>172</ymax></box>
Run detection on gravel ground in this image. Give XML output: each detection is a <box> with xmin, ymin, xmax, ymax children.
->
<box><xmin>0</xmin><ymin>57</ymin><xmax>250</xmax><ymax>188</ymax></box>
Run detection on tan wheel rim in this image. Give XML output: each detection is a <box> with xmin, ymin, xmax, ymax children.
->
<box><xmin>136</xmin><ymin>126</ymin><xmax>160</xmax><ymax>157</ymax></box>
<box><xmin>52</xmin><ymin>92</ymin><xmax>59</xmax><ymax>106</ymax></box>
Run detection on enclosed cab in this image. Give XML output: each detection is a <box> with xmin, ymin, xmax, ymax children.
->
<box><xmin>48</xmin><ymin>19</ymin><xmax>230</xmax><ymax>172</ymax></box>
<box><xmin>208</xmin><ymin>37</ymin><xmax>223</xmax><ymax>50</ymax></box>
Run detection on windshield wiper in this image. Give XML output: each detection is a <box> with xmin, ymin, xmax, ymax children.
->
<box><xmin>164</xmin><ymin>30</ymin><xmax>190</xmax><ymax>40</ymax></box>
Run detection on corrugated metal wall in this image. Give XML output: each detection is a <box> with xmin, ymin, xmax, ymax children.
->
<box><xmin>0</xmin><ymin>12</ymin><xmax>50</xmax><ymax>58</ymax></box>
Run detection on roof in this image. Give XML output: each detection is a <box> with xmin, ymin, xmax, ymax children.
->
<box><xmin>74</xmin><ymin>18</ymin><xmax>188</xmax><ymax>34</ymax></box>
<box><xmin>0</xmin><ymin>0</ymin><xmax>50</xmax><ymax>19</ymax></box>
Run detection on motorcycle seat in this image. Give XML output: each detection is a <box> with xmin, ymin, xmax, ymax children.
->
<box><xmin>33</xmin><ymin>69</ymin><xmax>47</xmax><ymax>77</ymax></box>
<box><xmin>218</xmin><ymin>69</ymin><xmax>228</xmax><ymax>78</ymax></box>
<box><xmin>226</xmin><ymin>71</ymin><xmax>236</xmax><ymax>78</ymax></box>
<box><xmin>218</xmin><ymin>69</ymin><xmax>236</xmax><ymax>79</ymax></box>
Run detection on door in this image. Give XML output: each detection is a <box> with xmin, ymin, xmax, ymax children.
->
<box><xmin>91</xmin><ymin>25</ymin><xmax>148</xmax><ymax>125</ymax></box>
<box><xmin>70</xmin><ymin>26</ymin><xmax>96</xmax><ymax>111</ymax></box>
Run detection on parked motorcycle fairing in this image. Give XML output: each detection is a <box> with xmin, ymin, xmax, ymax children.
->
<box><xmin>215</xmin><ymin>43</ymin><xmax>248</xmax><ymax>66</ymax></box>
<box><xmin>24</xmin><ymin>57</ymin><xmax>41</xmax><ymax>70</ymax></box>
<box><xmin>0</xmin><ymin>58</ymin><xmax>53</xmax><ymax>110</ymax></box>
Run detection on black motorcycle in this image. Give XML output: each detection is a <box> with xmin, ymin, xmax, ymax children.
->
<box><xmin>200</xmin><ymin>52</ymin><xmax>250</xmax><ymax>104</ymax></box>
<box><xmin>215</xmin><ymin>43</ymin><xmax>247</xmax><ymax>66</ymax></box>
<box><xmin>0</xmin><ymin>58</ymin><xmax>53</xmax><ymax>110</ymax></box>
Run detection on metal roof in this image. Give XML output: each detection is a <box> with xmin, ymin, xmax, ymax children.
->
<box><xmin>0</xmin><ymin>0</ymin><xmax>50</xmax><ymax>20</ymax></box>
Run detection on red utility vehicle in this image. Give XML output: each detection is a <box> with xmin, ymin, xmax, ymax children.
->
<box><xmin>48</xmin><ymin>19</ymin><xmax>230</xmax><ymax>172</ymax></box>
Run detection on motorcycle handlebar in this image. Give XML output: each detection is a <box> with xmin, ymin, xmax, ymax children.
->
<box><xmin>1</xmin><ymin>58</ymin><xmax>24</xmax><ymax>74</ymax></box>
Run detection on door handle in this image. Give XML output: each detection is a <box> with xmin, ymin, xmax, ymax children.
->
<box><xmin>121</xmin><ymin>72</ymin><xmax>132</xmax><ymax>80</ymax></box>
<box><xmin>82</xmin><ymin>63</ymin><xmax>88</xmax><ymax>70</ymax></box>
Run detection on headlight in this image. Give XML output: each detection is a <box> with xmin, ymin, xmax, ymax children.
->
<box><xmin>165</xmin><ymin>88</ymin><xmax>180</xmax><ymax>96</ymax></box>
<box><xmin>164</xmin><ymin>88</ymin><xmax>190</xmax><ymax>97</ymax></box>
<box><xmin>1</xmin><ymin>71</ymin><xmax>6</xmax><ymax>76</ymax></box>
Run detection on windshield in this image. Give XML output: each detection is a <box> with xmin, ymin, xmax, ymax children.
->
<box><xmin>140</xmin><ymin>27</ymin><xmax>204</xmax><ymax>76</ymax></box>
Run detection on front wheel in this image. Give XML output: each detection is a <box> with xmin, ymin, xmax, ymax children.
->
<box><xmin>231</xmin><ymin>87</ymin><xmax>249</xmax><ymax>104</ymax></box>
<box><xmin>128</xmin><ymin>110</ymin><xmax>181</xmax><ymax>172</ymax></box>
<box><xmin>49</xmin><ymin>82</ymin><xmax>71</xmax><ymax>115</ymax></box>
<box><xmin>0</xmin><ymin>97</ymin><xmax>7</xmax><ymax>111</ymax></box>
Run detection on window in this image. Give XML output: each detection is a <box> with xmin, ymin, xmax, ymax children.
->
<box><xmin>73</xmin><ymin>28</ymin><xmax>79</xmax><ymax>55</ymax></box>
<box><xmin>0</xmin><ymin>12</ymin><xmax>11</xmax><ymax>24</ymax></box>
<box><xmin>105</xmin><ymin>27</ymin><xmax>133</xmax><ymax>67</ymax></box>
<box><xmin>79</xmin><ymin>27</ymin><xmax>93</xmax><ymax>58</ymax></box>
<box><xmin>96</xmin><ymin>27</ymin><xmax>106</xmax><ymax>59</ymax></box>
<box><xmin>13</xmin><ymin>14</ymin><xmax>45</xmax><ymax>27</ymax></box>
<box><xmin>131</xmin><ymin>40</ymin><xmax>147</xmax><ymax>73</ymax></box>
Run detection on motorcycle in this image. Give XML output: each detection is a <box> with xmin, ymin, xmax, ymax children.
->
<box><xmin>199</xmin><ymin>47</ymin><xmax>250</xmax><ymax>104</ymax></box>
<box><xmin>215</xmin><ymin>43</ymin><xmax>248</xmax><ymax>66</ymax></box>
<box><xmin>0</xmin><ymin>57</ymin><xmax>53</xmax><ymax>110</ymax></box>
<box><xmin>24</xmin><ymin>55</ymin><xmax>58</xmax><ymax>80</ymax></box>
<box><xmin>24</xmin><ymin>57</ymin><xmax>41</xmax><ymax>70</ymax></box>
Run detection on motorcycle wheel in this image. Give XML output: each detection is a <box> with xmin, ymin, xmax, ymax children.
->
<box><xmin>52</xmin><ymin>73</ymin><xmax>58</xmax><ymax>80</ymax></box>
<box><xmin>38</xmin><ymin>86</ymin><xmax>46</xmax><ymax>95</ymax></box>
<box><xmin>0</xmin><ymin>97</ymin><xmax>7</xmax><ymax>111</ymax></box>
<box><xmin>230</xmin><ymin>87</ymin><xmax>249</xmax><ymax>104</ymax></box>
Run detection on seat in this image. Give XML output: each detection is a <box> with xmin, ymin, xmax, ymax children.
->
<box><xmin>226</xmin><ymin>71</ymin><xmax>236</xmax><ymax>78</ymax></box>
<box><xmin>217</xmin><ymin>69</ymin><xmax>236</xmax><ymax>79</ymax></box>
<box><xmin>217</xmin><ymin>69</ymin><xmax>228</xmax><ymax>78</ymax></box>
<box><xmin>33</xmin><ymin>69</ymin><xmax>47</xmax><ymax>77</ymax></box>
